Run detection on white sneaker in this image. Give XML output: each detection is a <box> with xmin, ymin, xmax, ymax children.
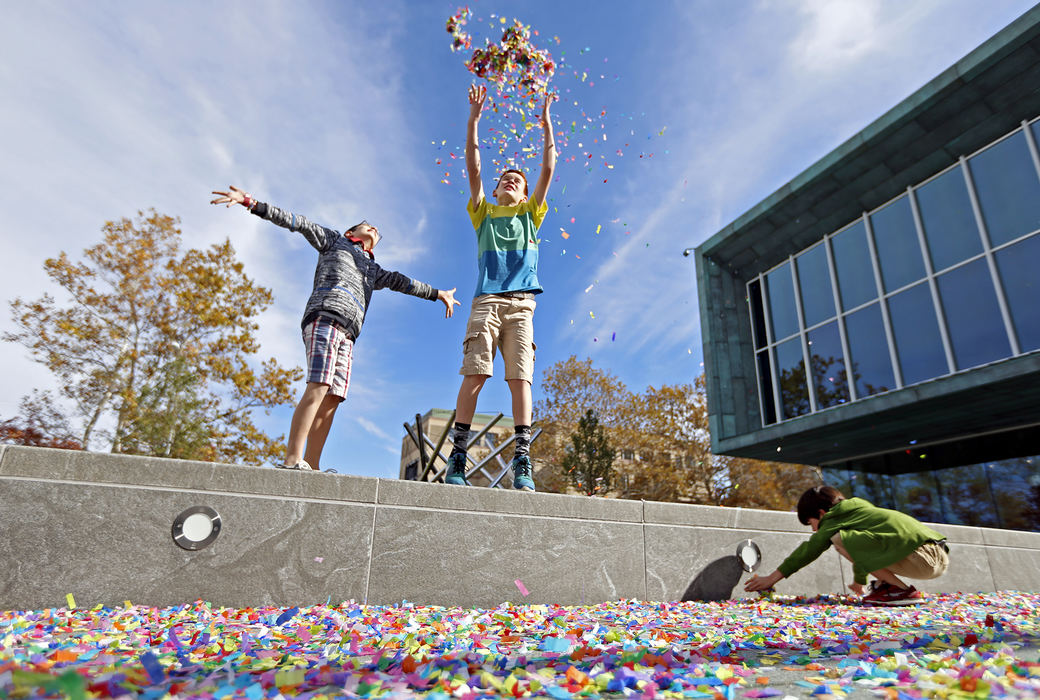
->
<box><xmin>277</xmin><ymin>460</ymin><xmax>314</xmax><ymax>471</ymax></box>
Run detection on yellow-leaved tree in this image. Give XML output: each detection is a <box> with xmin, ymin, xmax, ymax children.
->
<box><xmin>533</xmin><ymin>355</ymin><xmax>818</xmax><ymax>509</ymax></box>
<box><xmin>4</xmin><ymin>210</ymin><xmax>302</xmax><ymax>464</ymax></box>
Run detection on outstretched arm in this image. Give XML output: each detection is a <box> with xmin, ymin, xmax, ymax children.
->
<box><xmin>530</xmin><ymin>93</ymin><xmax>556</xmax><ymax>207</ymax></box>
<box><xmin>211</xmin><ymin>185</ymin><xmax>335</xmax><ymax>251</ymax></box>
<box><xmin>466</xmin><ymin>84</ymin><xmax>486</xmax><ymax>208</ymax></box>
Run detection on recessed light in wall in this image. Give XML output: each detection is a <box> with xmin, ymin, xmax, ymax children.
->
<box><xmin>736</xmin><ymin>539</ymin><xmax>761</xmax><ymax>573</ymax></box>
<box><xmin>171</xmin><ymin>506</ymin><xmax>221</xmax><ymax>551</ymax></box>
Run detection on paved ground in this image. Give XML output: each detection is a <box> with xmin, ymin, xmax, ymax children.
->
<box><xmin>2</xmin><ymin>592</ymin><xmax>1038</xmax><ymax>698</ymax></box>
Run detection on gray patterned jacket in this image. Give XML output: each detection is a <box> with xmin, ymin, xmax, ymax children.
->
<box><xmin>251</xmin><ymin>202</ymin><xmax>438</xmax><ymax>341</ymax></box>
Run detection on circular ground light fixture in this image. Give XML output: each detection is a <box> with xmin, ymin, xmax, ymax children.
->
<box><xmin>171</xmin><ymin>506</ymin><xmax>221</xmax><ymax>551</ymax></box>
<box><xmin>736</xmin><ymin>539</ymin><xmax>762</xmax><ymax>573</ymax></box>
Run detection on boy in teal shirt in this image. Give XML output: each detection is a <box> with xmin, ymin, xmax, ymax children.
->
<box><xmin>445</xmin><ymin>84</ymin><xmax>555</xmax><ymax>491</ymax></box>
<box><xmin>745</xmin><ymin>485</ymin><xmax>950</xmax><ymax>605</ymax></box>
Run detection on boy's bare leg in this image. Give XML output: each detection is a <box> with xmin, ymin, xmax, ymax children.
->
<box><xmin>303</xmin><ymin>394</ymin><xmax>343</xmax><ymax>469</ymax></box>
<box><xmin>870</xmin><ymin>568</ymin><xmax>910</xmax><ymax>589</ymax></box>
<box><xmin>455</xmin><ymin>374</ymin><xmax>489</xmax><ymax>423</ymax></box>
<box><xmin>506</xmin><ymin>378</ymin><xmax>533</xmax><ymax>426</ymax></box>
<box><xmin>285</xmin><ymin>382</ymin><xmax>330</xmax><ymax>465</ymax></box>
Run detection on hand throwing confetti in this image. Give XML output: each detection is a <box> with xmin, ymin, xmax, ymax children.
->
<box><xmin>447</xmin><ymin>7</ymin><xmax>555</xmax><ymax>108</ymax></box>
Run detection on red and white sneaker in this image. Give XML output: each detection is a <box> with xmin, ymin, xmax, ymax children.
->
<box><xmin>862</xmin><ymin>582</ymin><xmax>924</xmax><ymax>606</ymax></box>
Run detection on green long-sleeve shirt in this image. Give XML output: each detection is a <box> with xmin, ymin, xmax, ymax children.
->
<box><xmin>777</xmin><ymin>498</ymin><xmax>946</xmax><ymax>585</ymax></box>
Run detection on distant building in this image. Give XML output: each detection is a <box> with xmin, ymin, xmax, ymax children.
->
<box><xmin>398</xmin><ymin>409</ymin><xmax>515</xmax><ymax>487</ymax></box>
<box><xmin>694</xmin><ymin>7</ymin><xmax>1040</xmax><ymax>530</ymax></box>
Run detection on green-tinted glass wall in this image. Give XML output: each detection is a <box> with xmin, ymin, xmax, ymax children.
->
<box><xmin>822</xmin><ymin>457</ymin><xmax>1040</xmax><ymax>533</ymax></box>
<box><xmin>749</xmin><ymin>117</ymin><xmax>1040</xmax><ymax>427</ymax></box>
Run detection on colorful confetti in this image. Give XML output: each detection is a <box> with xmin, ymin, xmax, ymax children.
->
<box><xmin>1</xmin><ymin>593</ymin><xmax>1039</xmax><ymax>698</ymax></box>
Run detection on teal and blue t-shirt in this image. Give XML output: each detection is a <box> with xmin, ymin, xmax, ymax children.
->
<box><xmin>467</xmin><ymin>196</ymin><xmax>548</xmax><ymax>297</ymax></box>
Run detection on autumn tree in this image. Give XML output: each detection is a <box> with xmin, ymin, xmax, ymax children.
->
<box><xmin>534</xmin><ymin>355</ymin><xmax>818</xmax><ymax>507</ymax></box>
<box><xmin>721</xmin><ymin>457</ymin><xmax>820</xmax><ymax>510</ymax></box>
<box><xmin>0</xmin><ymin>391</ymin><xmax>82</xmax><ymax>450</ymax></box>
<box><xmin>617</xmin><ymin>382</ymin><xmax>712</xmax><ymax>502</ymax></box>
<box><xmin>4</xmin><ymin>210</ymin><xmax>301</xmax><ymax>464</ymax></box>
<box><xmin>562</xmin><ymin>409</ymin><xmax>616</xmax><ymax>495</ymax></box>
<box><xmin>532</xmin><ymin>355</ymin><xmax>628</xmax><ymax>493</ymax></box>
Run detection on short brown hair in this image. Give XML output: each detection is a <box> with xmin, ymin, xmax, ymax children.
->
<box><xmin>796</xmin><ymin>485</ymin><xmax>845</xmax><ymax>525</ymax></box>
<box><xmin>497</xmin><ymin>169</ymin><xmax>528</xmax><ymax>196</ymax></box>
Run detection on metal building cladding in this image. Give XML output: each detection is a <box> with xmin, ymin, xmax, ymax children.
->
<box><xmin>694</xmin><ymin>6</ymin><xmax>1040</xmax><ymax>476</ymax></box>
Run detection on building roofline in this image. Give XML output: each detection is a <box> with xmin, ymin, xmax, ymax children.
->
<box><xmin>696</xmin><ymin>5</ymin><xmax>1040</xmax><ymax>275</ymax></box>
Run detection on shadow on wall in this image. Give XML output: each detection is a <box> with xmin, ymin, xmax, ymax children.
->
<box><xmin>681</xmin><ymin>556</ymin><xmax>745</xmax><ymax>602</ymax></box>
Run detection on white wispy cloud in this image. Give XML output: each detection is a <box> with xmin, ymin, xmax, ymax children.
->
<box><xmin>356</xmin><ymin>416</ymin><xmax>392</xmax><ymax>441</ymax></box>
<box><xmin>0</xmin><ymin>1</ymin><xmax>424</xmax><ymax>428</ymax></box>
<box><xmin>555</xmin><ymin>0</ymin><xmax>1032</xmax><ymax>376</ymax></box>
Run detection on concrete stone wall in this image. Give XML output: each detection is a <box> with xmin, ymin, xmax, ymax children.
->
<box><xmin>2</xmin><ymin>445</ymin><xmax>1038</xmax><ymax>611</ymax></box>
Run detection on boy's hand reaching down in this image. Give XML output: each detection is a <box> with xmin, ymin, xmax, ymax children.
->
<box><xmin>438</xmin><ymin>288</ymin><xmax>461</xmax><ymax>318</ymax></box>
<box><xmin>848</xmin><ymin>582</ymin><xmax>865</xmax><ymax>596</ymax></box>
<box><xmin>744</xmin><ymin>570</ymin><xmax>783</xmax><ymax>592</ymax></box>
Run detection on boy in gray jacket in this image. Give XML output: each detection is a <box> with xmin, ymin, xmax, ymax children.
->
<box><xmin>212</xmin><ymin>185</ymin><xmax>459</xmax><ymax>471</ymax></box>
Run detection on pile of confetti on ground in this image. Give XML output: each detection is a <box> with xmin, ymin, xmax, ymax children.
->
<box><xmin>3</xmin><ymin>593</ymin><xmax>1039</xmax><ymax>699</ymax></box>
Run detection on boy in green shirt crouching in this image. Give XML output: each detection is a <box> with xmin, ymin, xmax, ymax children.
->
<box><xmin>744</xmin><ymin>485</ymin><xmax>950</xmax><ymax>605</ymax></box>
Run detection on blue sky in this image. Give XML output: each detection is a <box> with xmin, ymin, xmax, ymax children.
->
<box><xmin>1</xmin><ymin>0</ymin><xmax>1035</xmax><ymax>476</ymax></box>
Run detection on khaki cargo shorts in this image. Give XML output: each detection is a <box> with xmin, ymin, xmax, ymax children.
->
<box><xmin>832</xmin><ymin>534</ymin><xmax>949</xmax><ymax>581</ymax></box>
<box><xmin>459</xmin><ymin>293</ymin><xmax>537</xmax><ymax>382</ymax></box>
<box><xmin>886</xmin><ymin>541</ymin><xmax>949</xmax><ymax>580</ymax></box>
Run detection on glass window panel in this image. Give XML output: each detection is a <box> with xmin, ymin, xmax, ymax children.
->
<box><xmin>915</xmin><ymin>166</ymin><xmax>982</xmax><ymax>271</ymax></box>
<box><xmin>843</xmin><ymin>303</ymin><xmax>894</xmax><ymax>398</ymax></box>
<box><xmin>986</xmin><ymin>458</ymin><xmax>1040</xmax><ymax>531</ymax></box>
<box><xmin>806</xmin><ymin>321</ymin><xmax>849</xmax><ymax>408</ymax></box>
<box><xmin>891</xmin><ymin>471</ymin><xmax>943</xmax><ymax>524</ymax></box>
<box><xmin>795</xmin><ymin>243</ymin><xmax>836</xmax><ymax>327</ymax></box>
<box><xmin>870</xmin><ymin>196</ymin><xmax>926</xmax><ymax>292</ymax></box>
<box><xmin>969</xmin><ymin>130</ymin><xmax>1040</xmax><ymax>247</ymax></box>
<box><xmin>757</xmin><ymin>350</ymin><xmax>776</xmax><ymax>425</ymax></box>
<box><xmin>765</xmin><ymin>262</ymin><xmax>799</xmax><ymax>341</ymax></box>
<box><xmin>935</xmin><ymin>463</ymin><xmax>1000</xmax><ymax>527</ymax></box>
<box><xmin>887</xmin><ymin>282</ymin><xmax>947</xmax><ymax>385</ymax></box>
<box><xmin>995</xmin><ymin>233</ymin><xmax>1040</xmax><ymax>352</ymax></box>
<box><xmin>848</xmin><ymin>471</ymin><xmax>896</xmax><ymax>509</ymax></box>
<box><xmin>936</xmin><ymin>258</ymin><xmax>1011</xmax><ymax>370</ymax></box>
<box><xmin>820</xmin><ymin>466</ymin><xmax>854</xmax><ymax>496</ymax></box>
<box><xmin>749</xmin><ymin>279</ymin><xmax>767</xmax><ymax>350</ymax></box>
<box><xmin>831</xmin><ymin>221</ymin><xmax>876</xmax><ymax>310</ymax></box>
<box><xmin>775</xmin><ymin>337</ymin><xmax>809</xmax><ymax>419</ymax></box>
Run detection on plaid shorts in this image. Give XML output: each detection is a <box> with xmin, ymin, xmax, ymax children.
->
<box><xmin>302</xmin><ymin>318</ymin><xmax>353</xmax><ymax>399</ymax></box>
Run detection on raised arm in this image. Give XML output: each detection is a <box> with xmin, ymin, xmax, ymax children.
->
<box><xmin>466</xmin><ymin>84</ymin><xmax>487</xmax><ymax>208</ymax></box>
<box><xmin>530</xmin><ymin>93</ymin><xmax>556</xmax><ymax>207</ymax></box>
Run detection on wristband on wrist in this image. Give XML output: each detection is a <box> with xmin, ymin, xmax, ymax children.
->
<box><xmin>242</xmin><ymin>195</ymin><xmax>253</xmax><ymax>208</ymax></box>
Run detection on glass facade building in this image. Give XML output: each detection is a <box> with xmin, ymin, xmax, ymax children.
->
<box><xmin>749</xmin><ymin>118</ymin><xmax>1040</xmax><ymax>427</ymax></box>
<box><xmin>694</xmin><ymin>7</ymin><xmax>1040</xmax><ymax>514</ymax></box>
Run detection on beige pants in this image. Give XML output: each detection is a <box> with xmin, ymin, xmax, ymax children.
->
<box><xmin>831</xmin><ymin>534</ymin><xmax>949</xmax><ymax>580</ymax></box>
<box><xmin>459</xmin><ymin>294</ymin><xmax>537</xmax><ymax>382</ymax></box>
